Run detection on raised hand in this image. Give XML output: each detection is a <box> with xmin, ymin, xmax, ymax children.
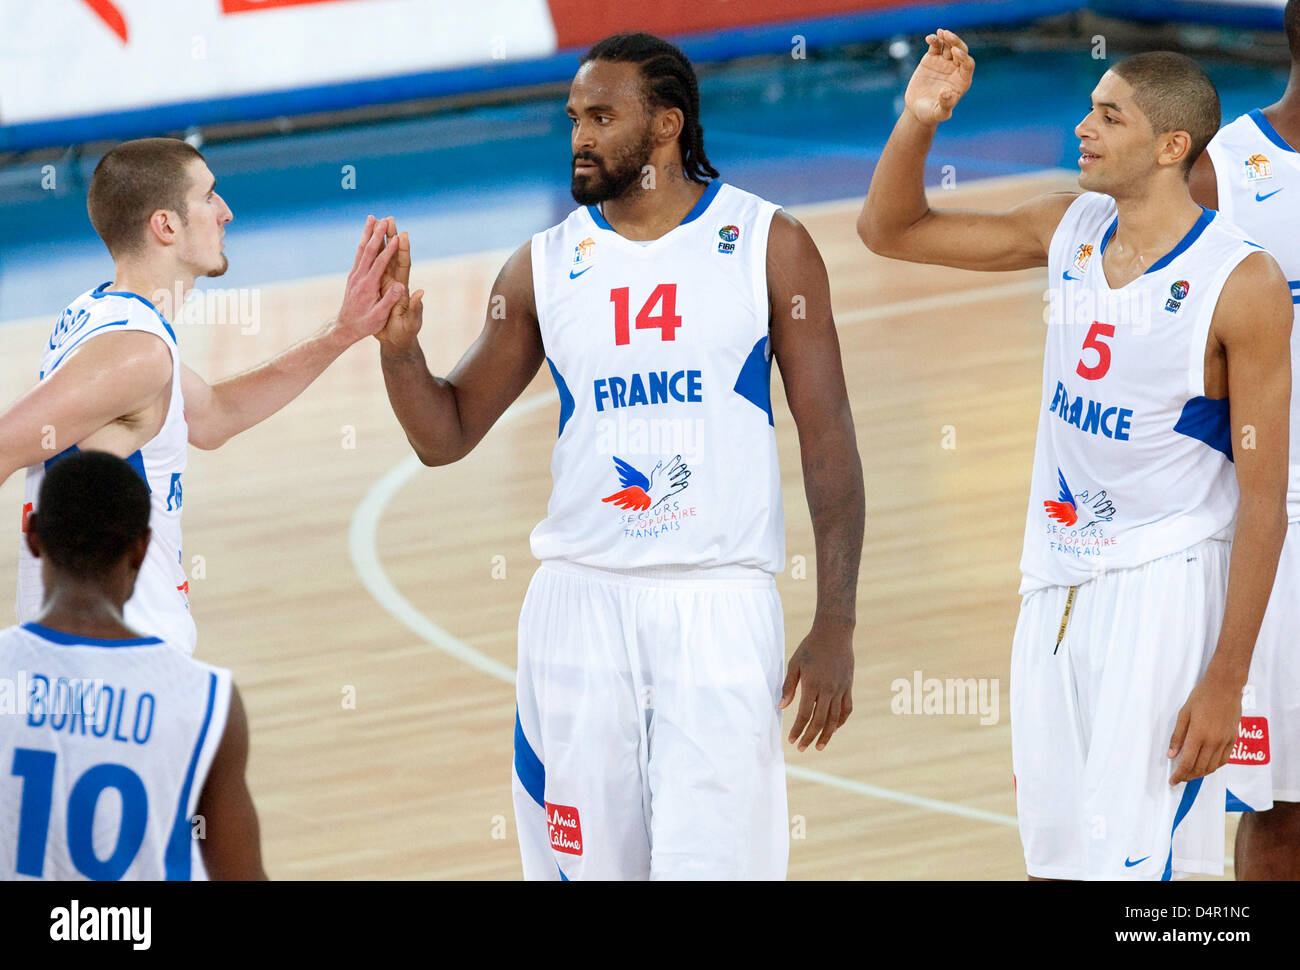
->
<box><xmin>375</xmin><ymin>220</ymin><xmax>426</xmax><ymax>355</ymax></box>
<box><xmin>905</xmin><ymin>28</ymin><xmax>975</xmax><ymax>126</ymax></box>
<box><xmin>333</xmin><ymin>215</ymin><xmax>405</xmax><ymax>345</ymax></box>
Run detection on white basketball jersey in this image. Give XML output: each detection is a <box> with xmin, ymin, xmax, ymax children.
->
<box><xmin>16</xmin><ymin>285</ymin><xmax>195</xmax><ymax>655</ymax></box>
<box><xmin>0</xmin><ymin>623</ymin><xmax>231</xmax><ymax>880</ymax></box>
<box><xmin>1020</xmin><ymin>193</ymin><xmax>1257</xmax><ymax>592</ymax></box>
<box><xmin>528</xmin><ymin>182</ymin><xmax>786</xmax><ymax>573</ymax></box>
<box><xmin>1206</xmin><ymin>109</ymin><xmax>1300</xmax><ymax>520</ymax></box>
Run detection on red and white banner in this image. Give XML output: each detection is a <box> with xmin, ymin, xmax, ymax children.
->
<box><xmin>0</xmin><ymin>0</ymin><xmax>557</xmax><ymax>125</ymax></box>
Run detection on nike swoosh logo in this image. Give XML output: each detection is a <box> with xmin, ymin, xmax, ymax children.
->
<box><xmin>569</xmin><ymin>266</ymin><xmax>592</xmax><ymax>279</ymax></box>
<box><xmin>1062</xmin><ymin>271</ymin><xmax>1082</xmax><ymax>281</ymax></box>
<box><xmin>1256</xmin><ymin>189</ymin><xmax>1283</xmax><ymax>202</ymax></box>
<box><xmin>1124</xmin><ymin>855</ymin><xmax>1150</xmax><ymax>868</ymax></box>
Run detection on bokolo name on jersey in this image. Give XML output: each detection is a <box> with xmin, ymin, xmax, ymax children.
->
<box><xmin>23</xmin><ymin>673</ymin><xmax>157</xmax><ymax>746</ymax></box>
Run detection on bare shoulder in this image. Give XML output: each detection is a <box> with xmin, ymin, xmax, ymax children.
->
<box><xmin>767</xmin><ymin>209</ymin><xmax>828</xmax><ymax>288</ymax></box>
<box><xmin>768</xmin><ymin>209</ymin><xmax>819</xmax><ymax>256</ymax></box>
<box><xmin>1215</xmin><ymin>250</ymin><xmax>1293</xmax><ymax>344</ymax></box>
<box><xmin>59</xmin><ymin>329</ymin><xmax>173</xmax><ymax>384</ymax></box>
<box><xmin>1188</xmin><ymin>151</ymin><xmax>1219</xmax><ymax>210</ymax></box>
<box><xmin>494</xmin><ymin>239</ymin><xmax>537</xmax><ymax>320</ymax></box>
<box><xmin>1012</xmin><ymin>190</ymin><xmax>1081</xmax><ymax>244</ymax></box>
<box><xmin>215</xmin><ymin>681</ymin><xmax>249</xmax><ymax>764</ymax></box>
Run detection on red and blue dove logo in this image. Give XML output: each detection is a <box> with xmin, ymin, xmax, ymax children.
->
<box><xmin>1044</xmin><ymin>468</ymin><xmax>1078</xmax><ymax>526</ymax></box>
<box><xmin>601</xmin><ymin>455</ymin><xmax>690</xmax><ymax>511</ymax></box>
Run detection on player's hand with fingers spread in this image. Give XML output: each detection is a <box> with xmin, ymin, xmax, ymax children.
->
<box><xmin>905</xmin><ymin>27</ymin><xmax>976</xmax><ymax>126</ymax></box>
<box><xmin>330</xmin><ymin>214</ymin><xmax>406</xmax><ymax>347</ymax></box>
<box><xmin>779</xmin><ymin>620</ymin><xmax>855</xmax><ymax>752</ymax></box>
<box><xmin>1167</xmin><ymin>672</ymin><xmax>1243</xmax><ymax>785</ymax></box>
<box><xmin>375</xmin><ymin>220</ymin><xmax>427</xmax><ymax>356</ymax></box>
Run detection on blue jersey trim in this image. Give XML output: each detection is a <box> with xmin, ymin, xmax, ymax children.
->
<box><xmin>90</xmin><ymin>282</ymin><xmax>179</xmax><ymax>344</ymax></box>
<box><xmin>545</xmin><ymin>357</ymin><xmax>576</xmax><ymax>438</ymax></box>
<box><xmin>587</xmin><ymin>180</ymin><xmax>722</xmax><ymax>236</ymax></box>
<box><xmin>1099</xmin><ymin>217</ymin><xmax>1118</xmax><ymax>256</ymax></box>
<box><xmin>1097</xmin><ymin>208</ymin><xmax>1215</xmax><ymax>277</ymax></box>
<box><xmin>43</xmin><ymin>443</ymin><xmax>78</xmax><ymax>473</ymax></box>
<box><xmin>21</xmin><ymin>621</ymin><xmax>162</xmax><ymax>648</ymax></box>
<box><xmin>513</xmin><ymin>709</ymin><xmax>546</xmax><ymax>809</ymax></box>
<box><xmin>733</xmin><ymin>335</ymin><xmax>775</xmax><ymax>426</ymax></box>
<box><xmin>1173</xmin><ymin>396</ymin><xmax>1233</xmax><ymax>462</ymax></box>
<box><xmin>586</xmin><ymin>203</ymin><xmax>614</xmax><ymax>232</ymax></box>
<box><xmin>43</xmin><ymin>444</ymin><xmax>150</xmax><ymax>494</ymax></box>
<box><xmin>1225</xmin><ymin>788</ymin><xmax>1258</xmax><ymax>813</ymax></box>
<box><xmin>1248</xmin><ymin>108</ymin><xmax>1299</xmax><ymax>154</ymax></box>
<box><xmin>1147</xmin><ymin>208</ymin><xmax>1214</xmax><ymax>274</ymax></box>
<box><xmin>1161</xmin><ymin>777</ymin><xmax>1203</xmax><ymax>881</ymax></box>
<box><xmin>166</xmin><ymin>672</ymin><xmax>219</xmax><ymax>880</ymax></box>
<box><xmin>679</xmin><ymin>179</ymin><xmax>722</xmax><ymax>226</ymax></box>
<box><xmin>48</xmin><ymin>319</ymin><xmax>131</xmax><ymax>373</ymax></box>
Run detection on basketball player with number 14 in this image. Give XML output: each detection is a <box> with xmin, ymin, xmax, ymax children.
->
<box><xmin>376</xmin><ymin>32</ymin><xmax>864</xmax><ymax>880</ymax></box>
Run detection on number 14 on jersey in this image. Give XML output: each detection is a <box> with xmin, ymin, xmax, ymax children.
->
<box><xmin>611</xmin><ymin>284</ymin><xmax>682</xmax><ymax>345</ymax></box>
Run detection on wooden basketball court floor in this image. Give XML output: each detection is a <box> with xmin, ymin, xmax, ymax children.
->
<box><xmin>0</xmin><ymin>171</ymin><xmax>1241</xmax><ymax>879</ymax></box>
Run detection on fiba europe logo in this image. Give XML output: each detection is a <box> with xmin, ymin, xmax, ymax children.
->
<box><xmin>1166</xmin><ymin>279</ymin><xmax>1190</xmax><ymax>313</ymax></box>
<box><xmin>717</xmin><ymin>224</ymin><xmax>740</xmax><ymax>255</ymax></box>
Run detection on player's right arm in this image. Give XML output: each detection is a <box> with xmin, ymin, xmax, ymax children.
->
<box><xmin>376</xmin><ymin>233</ymin><xmax>544</xmax><ymax>465</ymax></box>
<box><xmin>196</xmin><ymin>684</ymin><xmax>267</xmax><ymax>880</ymax></box>
<box><xmin>0</xmin><ymin>331</ymin><xmax>171</xmax><ymax>485</ymax></box>
<box><xmin>857</xmin><ymin>28</ymin><xmax>1076</xmax><ymax>271</ymax></box>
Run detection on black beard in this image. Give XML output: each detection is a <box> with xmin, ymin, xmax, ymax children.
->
<box><xmin>570</xmin><ymin>129</ymin><xmax>654</xmax><ymax>205</ymax></box>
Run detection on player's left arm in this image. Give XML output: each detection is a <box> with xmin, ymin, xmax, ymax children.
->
<box><xmin>1169</xmin><ymin>250</ymin><xmax>1292</xmax><ymax>785</ymax></box>
<box><xmin>183</xmin><ymin>216</ymin><xmax>404</xmax><ymax>449</ymax></box>
<box><xmin>767</xmin><ymin>210</ymin><xmax>865</xmax><ymax>752</ymax></box>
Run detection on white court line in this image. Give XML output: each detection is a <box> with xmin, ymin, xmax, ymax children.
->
<box><xmin>346</xmin><ymin>278</ymin><xmax>1041</xmax><ymax>832</ymax></box>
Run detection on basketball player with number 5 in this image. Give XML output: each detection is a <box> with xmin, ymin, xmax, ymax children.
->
<box><xmin>861</xmin><ymin>30</ymin><xmax>1292</xmax><ymax>880</ymax></box>
<box><xmin>377</xmin><ymin>32</ymin><xmax>864</xmax><ymax>880</ymax></box>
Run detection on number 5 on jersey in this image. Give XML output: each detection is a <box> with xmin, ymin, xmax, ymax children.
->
<box><xmin>611</xmin><ymin>284</ymin><xmax>682</xmax><ymax>345</ymax></box>
<box><xmin>1076</xmin><ymin>322</ymin><xmax>1115</xmax><ymax>381</ymax></box>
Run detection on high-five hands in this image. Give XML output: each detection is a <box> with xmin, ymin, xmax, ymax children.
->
<box><xmin>906</xmin><ymin>28</ymin><xmax>976</xmax><ymax>126</ymax></box>
<box><xmin>333</xmin><ymin>215</ymin><xmax>406</xmax><ymax>345</ymax></box>
<box><xmin>375</xmin><ymin>218</ymin><xmax>426</xmax><ymax>355</ymax></box>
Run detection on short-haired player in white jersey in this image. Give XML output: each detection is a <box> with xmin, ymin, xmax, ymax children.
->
<box><xmin>0</xmin><ymin>450</ymin><xmax>264</xmax><ymax>879</ymax></box>
<box><xmin>861</xmin><ymin>32</ymin><xmax>1292</xmax><ymax>879</ymax></box>
<box><xmin>1185</xmin><ymin>0</ymin><xmax>1300</xmax><ymax>880</ymax></box>
<box><xmin>0</xmin><ymin>138</ymin><xmax>405</xmax><ymax>656</ymax></box>
<box><xmin>376</xmin><ymin>32</ymin><xmax>864</xmax><ymax>879</ymax></box>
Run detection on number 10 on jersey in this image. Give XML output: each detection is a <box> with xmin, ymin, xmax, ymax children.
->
<box><xmin>611</xmin><ymin>284</ymin><xmax>682</xmax><ymax>345</ymax></box>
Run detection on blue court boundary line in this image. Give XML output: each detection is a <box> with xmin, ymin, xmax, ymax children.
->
<box><xmin>0</xmin><ymin>0</ymin><xmax>1078</xmax><ymax>152</ymax></box>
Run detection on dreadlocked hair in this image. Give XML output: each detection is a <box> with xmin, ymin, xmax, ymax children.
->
<box><xmin>581</xmin><ymin>32</ymin><xmax>719</xmax><ymax>183</ymax></box>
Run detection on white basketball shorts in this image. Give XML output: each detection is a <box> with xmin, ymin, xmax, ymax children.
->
<box><xmin>511</xmin><ymin>559</ymin><xmax>788</xmax><ymax>880</ymax></box>
<box><xmin>1011</xmin><ymin>538</ymin><xmax>1230</xmax><ymax>880</ymax></box>
<box><xmin>1221</xmin><ymin>519</ymin><xmax>1300</xmax><ymax>810</ymax></box>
